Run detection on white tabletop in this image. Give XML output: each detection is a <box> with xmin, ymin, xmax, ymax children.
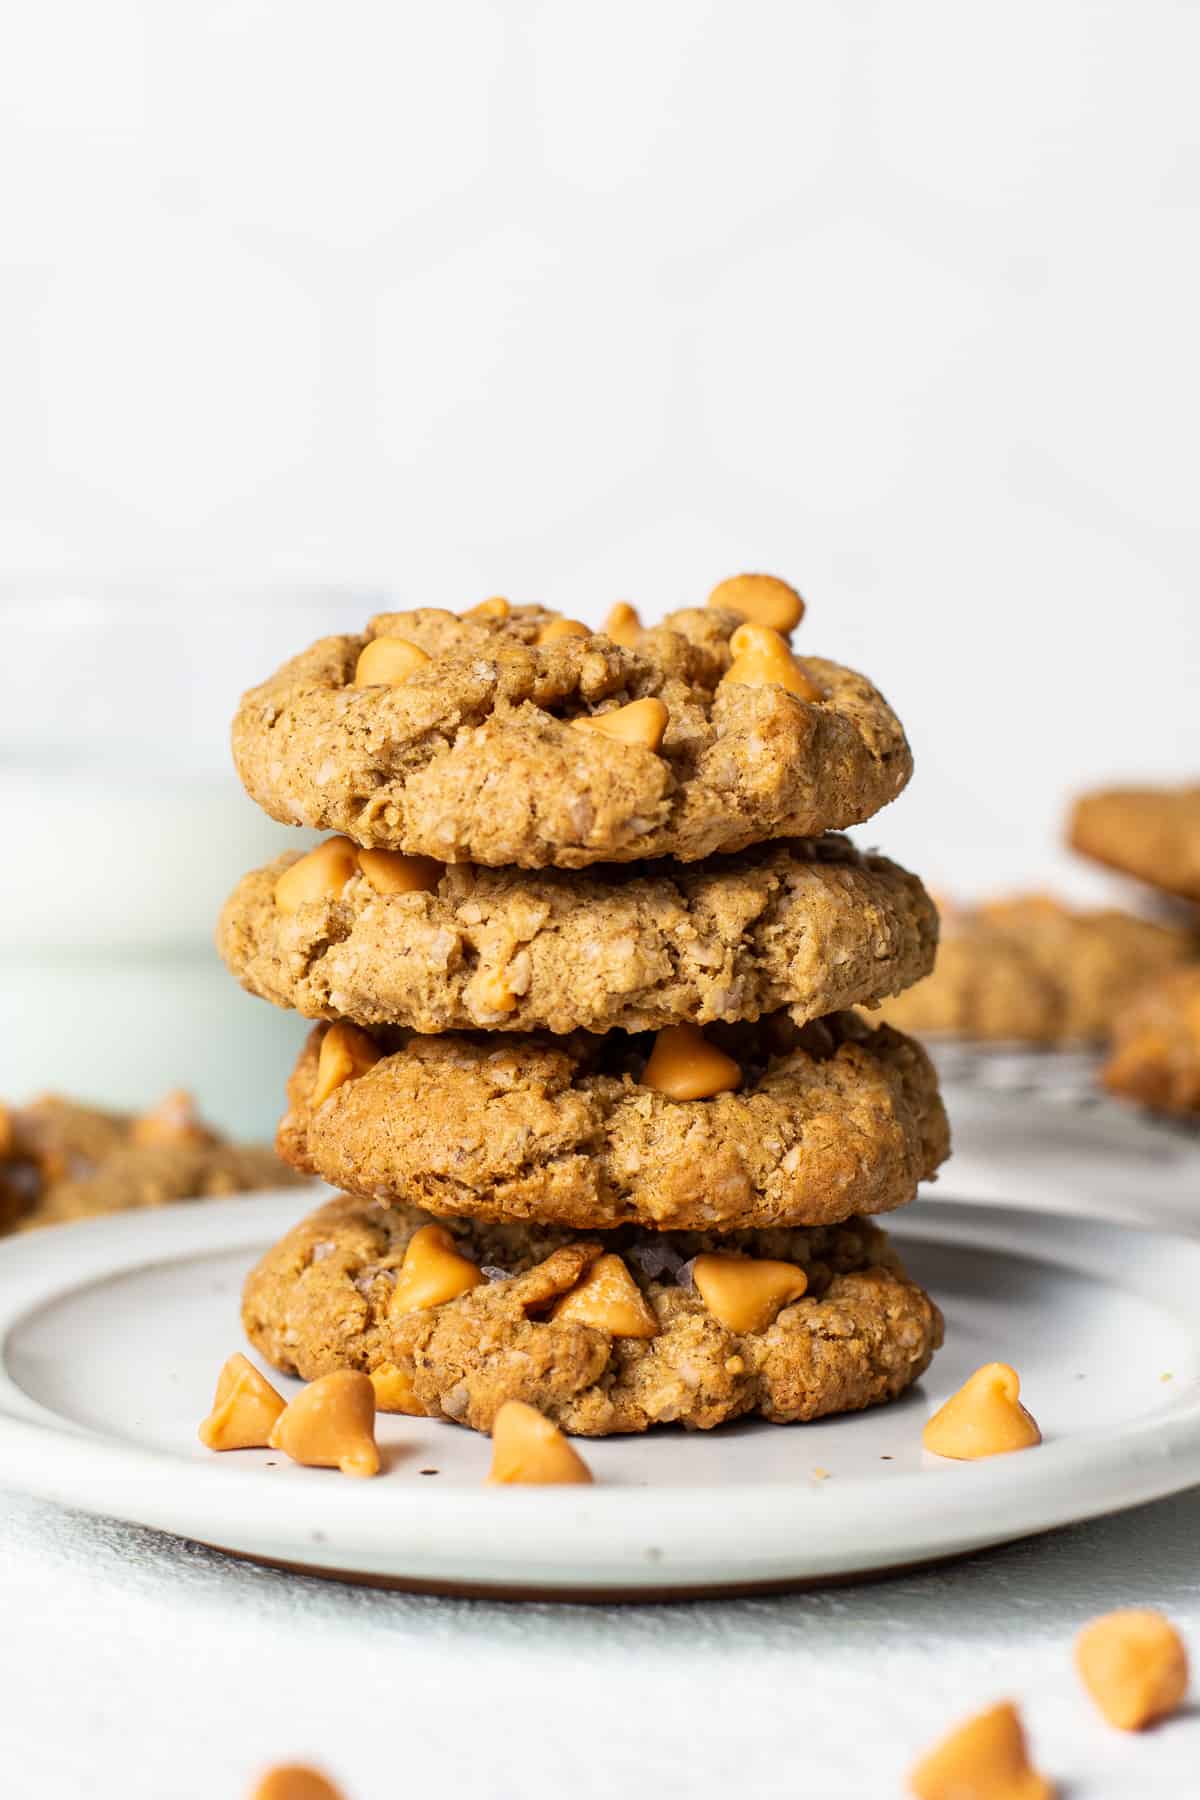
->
<box><xmin>4</xmin><ymin>1071</ymin><xmax>1199</xmax><ymax>1800</ymax></box>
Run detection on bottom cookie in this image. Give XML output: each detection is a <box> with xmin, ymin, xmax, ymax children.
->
<box><xmin>243</xmin><ymin>1193</ymin><xmax>943</xmax><ymax>1437</ymax></box>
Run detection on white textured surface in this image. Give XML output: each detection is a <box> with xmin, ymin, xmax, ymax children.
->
<box><xmin>1</xmin><ymin>1485</ymin><xmax>1198</xmax><ymax>1798</ymax></box>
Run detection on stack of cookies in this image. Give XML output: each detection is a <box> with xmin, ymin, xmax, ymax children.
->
<box><xmin>218</xmin><ymin>576</ymin><xmax>950</xmax><ymax>1439</ymax></box>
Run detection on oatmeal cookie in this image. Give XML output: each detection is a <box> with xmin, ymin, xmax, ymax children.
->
<box><xmin>878</xmin><ymin>895</ymin><xmax>1193</xmax><ymax>1044</ymax></box>
<box><xmin>218</xmin><ymin>835</ymin><xmax>938</xmax><ymax>1036</ymax></box>
<box><xmin>231</xmin><ymin>602</ymin><xmax>911</xmax><ymax>868</ymax></box>
<box><xmin>1069</xmin><ymin>784</ymin><xmax>1200</xmax><ymax>902</ymax></box>
<box><xmin>276</xmin><ymin>1012</ymin><xmax>949</xmax><ymax>1231</ymax></box>
<box><xmin>0</xmin><ymin>1092</ymin><xmax>306</xmax><ymax>1233</ymax></box>
<box><xmin>242</xmin><ymin>1192</ymin><xmax>943</xmax><ymax>1436</ymax></box>
<box><xmin>1103</xmin><ymin>965</ymin><xmax>1200</xmax><ymax>1116</ymax></box>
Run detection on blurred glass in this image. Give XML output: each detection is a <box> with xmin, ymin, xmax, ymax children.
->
<box><xmin>0</xmin><ymin>583</ymin><xmax>386</xmax><ymax>1139</ymax></box>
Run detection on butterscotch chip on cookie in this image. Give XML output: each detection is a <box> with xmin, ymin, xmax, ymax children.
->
<box><xmin>242</xmin><ymin>1193</ymin><xmax>943</xmax><ymax>1436</ymax></box>
<box><xmin>218</xmin><ymin>835</ymin><xmax>938</xmax><ymax>1036</ymax></box>
<box><xmin>275</xmin><ymin>1012</ymin><xmax>949</xmax><ymax>1232</ymax></box>
<box><xmin>1103</xmin><ymin>965</ymin><xmax>1200</xmax><ymax>1116</ymax></box>
<box><xmin>230</xmin><ymin>600</ymin><xmax>911</xmax><ymax>868</ymax></box>
<box><xmin>1070</xmin><ymin>784</ymin><xmax>1200</xmax><ymax>902</ymax></box>
<box><xmin>878</xmin><ymin>894</ymin><xmax>1193</xmax><ymax>1044</ymax></box>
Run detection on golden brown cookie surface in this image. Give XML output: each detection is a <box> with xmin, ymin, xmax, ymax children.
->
<box><xmin>242</xmin><ymin>1192</ymin><xmax>943</xmax><ymax>1436</ymax></box>
<box><xmin>231</xmin><ymin>604</ymin><xmax>911</xmax><ymax>869</ymax></box>
<box><xmin>275</xmin><ymin>1012</ymin><xmax>949</xmax><ymax>1232</ymax></box>
<box><xmin>1103</xmin><ymin>965</ymin><xmax>1200</xmax><ymax>1116</ymax></box>
<box><xmin>218</xmin><ymin>835</ymin><xmax>938</xmax><ymax>1036</ymax></box>
<box><xmin>878</xmin><ymin>894</ymin><xmax>1193</xmax><ymax>1044</ymax></box>
<box><xmin>1070</xmin><ymin>784</ymin><xmax>1200</xmax><ymax>902</ymax></box>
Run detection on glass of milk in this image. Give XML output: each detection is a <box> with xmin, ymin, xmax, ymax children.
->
<box><xmin>0</xmin><ymin>583</ymin><xmax>382</xmax><ymax>1140</ymax></box>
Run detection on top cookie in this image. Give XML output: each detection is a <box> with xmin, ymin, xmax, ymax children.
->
<box><xmin>1069</xmin><ymin>784</ymin><xmax>1200</xmax><ymax>902</ymax></box>
<box><xmin>231</xmin><ymin>595</ymin><xmax>912</xmax><ymax>868</ymax></box>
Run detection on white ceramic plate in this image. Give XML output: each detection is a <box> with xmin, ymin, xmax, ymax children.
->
<box><xmin>1</xmin><ymin>1191</ymin><xmax>1198</xmax><ymax>1598</ymax></box>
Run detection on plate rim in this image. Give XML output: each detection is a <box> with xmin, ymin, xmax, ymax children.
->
<box><xmin>1</xmin><ymin>1191</ymin><xmax>1198</xmax><ymax>1593</ymax></box>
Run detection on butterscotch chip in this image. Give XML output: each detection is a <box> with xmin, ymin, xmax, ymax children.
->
<box><xmin>388</xmin><ymin>1222</ymin><xmax>485</xmax><ymax>1314</ymax></box>
<box><xmin>1075</xmin><ymin>1609</ymin><xmax>1188</xmax><ymax>1730</ymax></box>
<box><xmin>268</xmin><ymin>1369</ymin><xmax>380</xmax><ymax>1477</ymax></box>
<box><xmin>879</xmin><ymin>892</ymin><xmax>1193</xmax><ymax>1044</ymax></box>
<box><xmin>640</xmin><ymin>1023</ymin><xmax>742</xmax><ymax>1099</ymax></box>
<box><xmin>691</xmin><ymin>1254</ymin><xmax>808</xmax><ymax>1333</ymax></box>
<box><xmin>310</xmin><ymin>1022</ymin><xmax>382</xmax><ymax>1110</ymax></box>
<box><xmin>708</xmin><ymin>573</ymin><xmax>805</xmax><ymax>634</ymax></box>
<box><xmin>1069</xmin><ymin>783</ymin><xmax>1200</xmax><ymax>902</ymax></box>
<box><xmin>274</xmin><ymin>838</ymin><xmax>360</xmax><ymax>915</ymax></box>
<box><xmin>353</xmin><ymin>635</ymin><xmax>430</xmax><ymax>687</ymax></box>
<box><xmin>243</xmin><ymin>1193</ymin><xmax>944</xmax><ymax>1436</ymax></box>
<box><xmin>250</xmin><ymin>1765</ymin><xmax>346</xmax><ymax>1800</ymax></box>
<box><xmin>604</xmin><ymin>602</ymin><xmax>641</xmax><ymax>646</ymax></box>
<box><xmin>218</xmin><ymin>836</ymin><xmax>939</xmax><ymax>1037</ymax></box>
<box><xmin>274</xmin><ymin>1012</ymin><xmax>950</xmax><ymax>1232</ymax></box>
<box><xmin>720</xmin><ymin>624</ymin><xmax>824</xmax><ymax>703</ymax></box>
<box><xmin>199</xmin><ymin>1353</ymin><xmax>286</xmax><ymax>1450</ymax></box>
<box><xmin>1103</xmin><ymin>966</ymin><xmax>1200</xmax><ymax>1117</ymax></box>
<box><xmin>231</xmin><ymin>600</ymin><xmax>912</xmax><ymax>867</ymax></box>
<box><xmin>465</xmin><ymin>596</ymin><xmax>510</xmax><ymax>620</ymax></box>
<box><xmin>488</xmin><ymin>1400</ymin><xmax>593</xmax><ymax>1483</ymax></box>
<box><xmin>909</xmin><ymin>1701</ymin><xmax>1053</xmax><ymax>1799</ymax></box>
<box><xmin>571</xmin><ymin>695</ymin><xmax>669</xmax><ymax>751</ymax></box>
<box><xmin>922</xmin><ymin>1362</ymin><xmax>1041</xmax><ymax>1460</ymax></box>
<box><xmin>130</xmin><ymin>1089</ymin><xmax>218</xmax><ymax>1150</ymax></box>
<box><xmin>551</xmin><ymin>1253</ymin><xmax>659</xmax><ymax>1338</ymax></box>
<box><xmin>537</xmin><ymin>617</ymin><xmax>590</xmax><ymax>643</ymax></box>
<box><xmin>355</xmin><ymin>848</ymin><xmax>443</xmax><ymax>896</ymax></box>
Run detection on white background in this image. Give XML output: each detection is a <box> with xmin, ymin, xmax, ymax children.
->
<box><xmin>2</xmin><ymin>0</ymin><xmax>1198</xmax><ymax>894</ymax></box>
<box><xmin>3</xmin><ymin>12</ymin><xmax>1200</xmax><ymax>1797</ymax></box>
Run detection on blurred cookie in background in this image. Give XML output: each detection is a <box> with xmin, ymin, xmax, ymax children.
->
<box><xmin>0</xmin><ymin>1088</ymin><xmax>307</xmax><ymax>1234</ymax></box>
<box><xmin>1069</xmin><ymin>783</ymin><xmax>1200</xmax><ymax>905</ymax></box>
<box><xmin>876</xmin><ymin>895</ymin><xmax>1195</xmax><ymax>1047</ymax></box>
<box><xmin>1103</xmin><ymin>966</ymin><xmax>1200</xmax><ymax>1118</ymax></box>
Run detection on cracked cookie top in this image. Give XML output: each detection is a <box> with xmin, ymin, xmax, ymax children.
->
<box><xmin>231</xmin><ymin>600</ymin><xmax>912</xmax><ymax>868</ymax></box>
<box><xmin>275</xmin><ymin>1011</ymin><xmax>949</xmax><ymax>1232</ymax></box>
<box><xmin>218</xmin><ymin>834</ymin><xmax>938</xmax><ymax>1036</ymax></box>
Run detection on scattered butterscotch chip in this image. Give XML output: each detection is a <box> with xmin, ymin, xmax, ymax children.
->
<box><xmin>604</xmin><ymin>601</ymin><xmax>641</xmax><ymax>646</ymax></box>
<box><xmin>691</xmin><ymin>1253</ymin><xmax>808</xmax><ymax>1333</ymax></box>
<box><xmin>640</xmin><ymin>1023</ymin><xmax>742</xmax><ymax>1100</ymax></box>
<box><xmin>720</xmin><ymin>622</ymin><xmax>824</xmax><ymax>702</ymax></box>
<box><xmin>353</xmin><ymin>635</ymin><xmax>431</xmax><ymax>687</ymax></box>
<box><xmin>268</xmin><ymin>1370</ymin><xmax>380</xmax><ymax>1478</ymax></box>
<box><xmin>708</xmin><ymin>572</ymin><xmax>805</xmax><ymax>634</ymax></box>
<box><xmin>199</xmin><ymin>1353</ymin><xmax>286</xmax><ymax>1451</ymax></box>
<box><xmin>572</xmin><ymin>695</ymin><xmax>669</xmax><ymax>751</ymax></box>
<box><xmin>250</xmin><ymin>1765</ymin><xmax>347</xmax><ymax>1800</ymax></box>
<box><xmin>389</xmin><ymin>1223</ymin><xmax>485</xmax><ymax>1316</ymax></box>
<box><xmin>310</xmin><ymin>1022</ymin><xmax>382</xmax><ymax>1110</ymax></box>
<box><xmin>356</xmin><ymin>848</ymin><xmax>443</xmax><ymax>896</ymax></box>
<box><xmin>1075</xmin><ymin>1609</ymin><xmax>1188</xmax><ymax>1731</ymax></box>
<box><xmin>909</xmin><ymin>1700</ymin><xmax>1053</xmax><ymax>1799</ymax></box>
<box><xmin>368</xmin><ymin>1362</ymin><xmax>422</xmax><ymax>1415</ymax></box>
<box><xmin>552</xmin><ymin>1253</ymin><xmax>660</xmax><ymax>1338</ymax></box>
<box><xmin>487</xmin><ymin>1400</ymin><xmax>593</xmax><ymax>1485</ymax></box>
<box><xmin>464</xmin><ymin>595</ymin><xmax>510</xmax><ymax>620</ymax></box>
<box><xmin>130</xmin><ymin>1089</ymin><xmax>217</xmax><ymax>1150</ymax></box>
<box><xmin>274</xmin><ymin>837</ymin><xmax>360</xmax><ymax>915</ymax></box>
<box><xmin>922</xmin><ymin>1363</ymin><xmax>1042</xmax><ymax>1460</ymax></box>
<box><xmin>537</xmin><ymin>617</ymin><xmax>590</xmax><ymax>644</ymax></box>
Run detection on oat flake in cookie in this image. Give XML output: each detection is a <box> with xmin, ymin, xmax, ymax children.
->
<box><xmin>218</xmin><ymin>835</ymin><xmax>938</xmax><ymax>1036</ymax></box>
<box><xmin>275</xmin><ymin>1012</ymin><xmax>950</xmax><ymax>1233</ymax></box>
<box><xmin>231</xmin><ymin>600</ymin><xmax>912</xmax><ymax>869</ymax></box>
<box><xmin>242</xmin><ymin>1193</ymin><xmax>944</xmax><ymax>1437</ymax></box>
